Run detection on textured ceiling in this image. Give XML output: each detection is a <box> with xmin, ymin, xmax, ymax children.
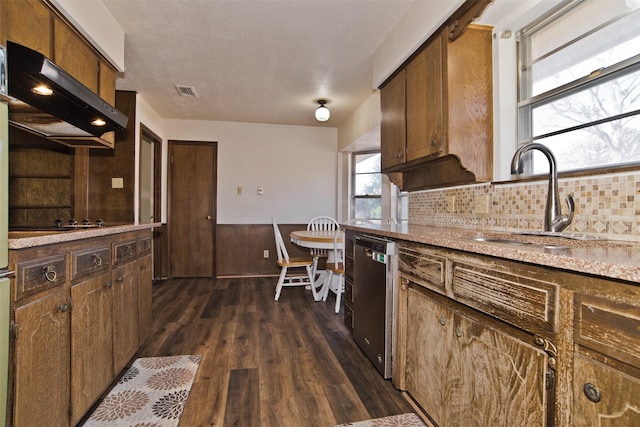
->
<box><xmin>102</xmin><ymin>0</ymin><xmax>418</xmax><ymax>127</ymax></box>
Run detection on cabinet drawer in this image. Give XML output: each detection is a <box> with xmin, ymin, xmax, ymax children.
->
<box><xmin>451</xmin><ymin>261</ymin><xmax>557</xmax><ymax>334</ymax></box>
<box><xmin>15</xmin><ymin>254</ymin><xmax>67</xmax><ymax>300</ymax></box>
<box><xmin>575</xmin><ymin>294</ymin><xmax>640</xmax><ymax>368</ymax></box>
<box><xmin>398</xmin><ymin>245</ymin><xmax>446</xmax><ymax>294</ymax></box>
<box><xmin>113</xmin><ymin>240</ymin><xmax>137</xmax><ymax>265</ymax></box>
<box><xmin>71</xmin><ymin>246</ymin><xmax>110</xmax><ymax>282</ymax></box>
<box><xmin>138</xmin><ymin>236</ymin><xmax>152</xmax><ymax>255</ymax></box>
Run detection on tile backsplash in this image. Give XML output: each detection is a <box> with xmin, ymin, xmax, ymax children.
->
<box><xmin>408</xmin><ymin>171</ymin><xmax>640</xmax><ymax>242</ymax></box>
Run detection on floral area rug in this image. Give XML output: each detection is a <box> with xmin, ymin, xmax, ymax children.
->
<box><xmin>82</xmin><ymin>354</ymin><xmax>201</xmax><ymax>427</ymax></box>
<box><xmin>335</xmin><ymin>412</ymin><xmax>427</xmax><ymax>427</ymax></box>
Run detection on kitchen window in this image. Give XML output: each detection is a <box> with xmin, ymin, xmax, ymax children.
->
<box><xmin>352</xmin><ymin>151</ymin><xmax>382</xmax><ymax>222</ymax></box>
<box><xmin>517</xmin><ymin>0</ymin><xmax>640</xmax><ymax>175</ymax></box>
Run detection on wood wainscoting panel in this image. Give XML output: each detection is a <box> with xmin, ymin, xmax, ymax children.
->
<box><xmin>216</xmin><ymin>224</ymin><xmax>310</xmax><ymax>277</ymax></box>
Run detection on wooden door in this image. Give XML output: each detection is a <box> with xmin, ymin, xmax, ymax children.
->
<box><xmin>448</xmin><ymin>312</ymin><xmax>548</xmax><ymax>427</ymax></box>
<box><xmin>13</xmin><ymin>288</ymin><xmax>70</xmax><ymax>427</ymax></box>
<box><xmin>404</xmin><ymin>285</ymin><xmax>453</xmax><ymax>426</ymax></box>
<box><xmin>406</xmin><ymin>33</ymin><xmax>443</xmax><ymax>162</ymax></box>
<box><xmin>70</xmin><ymin>272</ymin><xmax>113</xmax><ymax>425</ymax></box>
<box><xmin>168</xmin><ymin>141</ymin><xmax>217</xmax><ymax>277</ymax></box>
<box><xmin>380</xmin><ymin>68</ymin><xmax>406</xmax><ymax>171</ymax></box>
<box><xmin>112</xmin><ymin>261</ymin><xmax>139</xmax><ymax>373</ymax></box>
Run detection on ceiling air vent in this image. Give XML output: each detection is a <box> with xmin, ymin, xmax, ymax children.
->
<box><xmin>175</xmin><ymin>85</ymin><xmax>198</xmax><ymax>97</ymax></box>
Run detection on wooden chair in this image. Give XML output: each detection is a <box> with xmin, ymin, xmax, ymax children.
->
<box><xmin>272</xmin><ymin>219</ymin><xmax>319</xmax><ymax>301</ymax></box>
<box><xmin>322</xmin><ymin>229</ymin><xmax>345</xmax><ymax>314</ymax></box>
<box><xmin>306</xmin><ymin>216</ymin><xmax>339</xmax><ymax>278</ymax></box>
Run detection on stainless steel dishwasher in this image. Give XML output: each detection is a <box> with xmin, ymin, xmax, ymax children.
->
<box><xmin>353</xmin><ymin>234</ymin><xmax>396</xmax><ymax>379</ymax></box>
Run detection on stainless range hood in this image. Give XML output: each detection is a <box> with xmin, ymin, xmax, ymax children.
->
<box><xmin>7</xmin><ymin>41</ymin><xmax>128</xmax><ymax>149</ymax></box>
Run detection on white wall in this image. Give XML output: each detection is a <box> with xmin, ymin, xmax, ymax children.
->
<box><xmin>163</xmin><ymin>120</ymin><xmax>338</xmax><ymax>224</ymax></box>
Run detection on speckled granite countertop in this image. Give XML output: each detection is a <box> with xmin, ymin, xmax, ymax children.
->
<box><xmin>8</xmin><ymin>223</ymin><xmax>161</xmax><ymax>250</ymax></box>
<box><xmin>342</xmin><ymin>223</ymin><xmax>640</xmax><ymax>283</ymax></box>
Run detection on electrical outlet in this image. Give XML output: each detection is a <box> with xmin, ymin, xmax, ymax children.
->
<box><xmin>476</xmin><ymin>194</ymin><xmax>489</xmax><ymax>214</ymax></box>
<box><xmin>263</xmin><ymin>250</ymin><xmax>269</xmax><ymax>258</ymax></box>
<box><xmin>446</xmin><ymin>195</ymin><xmax>456</xmax><ymax>213</ymax></box>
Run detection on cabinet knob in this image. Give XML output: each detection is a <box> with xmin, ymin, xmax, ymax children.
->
<box><xmin>105</xmin><ymin>281</ymin><xmax>113</xmax><ymax>289</ymax></box>
<box><xmin>58</xmin><ymin>302</ymin><xmax>69</xmax><ymax>313</ymax></box>
<box><xmin>92</xmin><ymin>254</ymin><xmax>103</xmax><ymax>266</ymax></box>
<box><xmin>117</xmin><ymin>275</ymin><xmax>124</xmax><ymax>283</ymax></box>
<box><xmin>583</xmin><ymin>383</ymin><xmax>602</xmax><ymax>403</ymax></box>
<box><xmin>455</xmin><ymin>326</ymin><xmax>464</xmax><ymax>337</ymax></box>
<box><xmin>439</xmin><ymin>316</ymin><xmax>447</xmax><ymax>326</ymax></box>
<box><xmin>431</xmin><ymin>139</ymin><xmax>437</xmax><ymax>147</ymax></box>
<box><xmin>42</xmin><ymin>265</ymin><xmax>57</xmax><ymax>282</ymax></box>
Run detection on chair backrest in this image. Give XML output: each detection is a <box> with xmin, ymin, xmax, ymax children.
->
<box><xmin>272</xmin><ymin>218</ymin><xmax>290</xmax><ymax>263</ymax></box>
<box><xmin>307</xmin><ymin>216</ymin><xmax>339</xmax><ymax>231</ymax></box>
<box><xmin>331</xmin><ymin>229</ymin><xmax>344</xmax><ymax>268</ymax></box>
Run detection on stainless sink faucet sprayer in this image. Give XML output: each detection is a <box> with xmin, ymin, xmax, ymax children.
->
<box><xmin>510</xmin><ymin>143</ymin><xmax>574</xmax><ymax>232</ymax></box>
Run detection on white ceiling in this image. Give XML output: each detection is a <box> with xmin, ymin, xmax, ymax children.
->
<box><xmin>101</xmin><ymin>0</ymin><xmax>420</xmax><ymax>128</ymax></box>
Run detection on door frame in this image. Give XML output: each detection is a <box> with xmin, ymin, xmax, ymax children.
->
<box><xmin>167</xmin><ymin>140</ymin><xmax>218</xmax><ymax>278</ymax></box>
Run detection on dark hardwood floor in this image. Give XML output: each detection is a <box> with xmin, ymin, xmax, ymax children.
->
<box><xmin>136</xmin><ymin>276</ymin><xmax>414</xmax><ymax>426</ymax></box>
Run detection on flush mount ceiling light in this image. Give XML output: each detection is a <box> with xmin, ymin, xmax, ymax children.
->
<box><xmin>315</xmin><ymin>99</ymin><xmax>330</xmax><ymax>122</ymax></box>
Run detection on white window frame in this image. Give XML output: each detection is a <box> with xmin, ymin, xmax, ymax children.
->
<box><xmin>515</xmin><ymin>0</ymin><xmax>640</xmax><ymax>176</ymax></box>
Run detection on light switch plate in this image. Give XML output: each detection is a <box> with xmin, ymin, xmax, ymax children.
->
<box><xmin>112</xmin><ymin>178</ymin><xmax>124</xmax><ymax>189</ymax></box>
<box><xmin>446</xmin><ymin>195</ymin><xmax>455</xmax><ymax>213</ymax></box>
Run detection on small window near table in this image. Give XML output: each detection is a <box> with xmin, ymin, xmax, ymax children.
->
<box><xmin>352</xmin><ymin>151</ymin><xmax>382</xmax><ymax>222</ymax></box>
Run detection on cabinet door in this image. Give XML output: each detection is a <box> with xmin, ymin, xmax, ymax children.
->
<box><xmin>448</xmin><ymin>312</ymin><xmax>548</xmax><ymax>427</ymax></box>
<box><xmin>70</xmin><ymin>272</ymin><xmax>113</xmax><ymax>425</ymax></box>
<box><xmin>6</xmin><ymin>0</ymin><xmax>52</xmax><ymax>56</ymax></box>
<box><xmin>573</xmin><ymin>354</ymin><xmax>640</xmax><ymax>426</ymax></box>
<box><xmin>53</xmin><ymin>17</ymin><xmax>98</xmax><ymax>92</ymax></box>
<box><xmin>381</xmin><ymin>69</ymin><xmax>406</xmax><ymax>170</ymax></box>
<box><xmin>13</xmin><ymin>288</ymin><xmax>70</xmax><ymax>427</ymax></box>
<box><xmin>406</xmin><ymin>33</ymin><xmax>443</xmax><ymax>162</ymax></box>
<box><xmin>138</xmin><ymin>255</ymin><xmax>153</xmax><ymax>343</ymax></box>
<box><xmin>405</xmin><ymin>284</ymin><xmax>453</xmax><ymax>426</ymax></box>
<box><xmin>112</xmin><ymin>261</ymin><xmax>139</xmax><ymax>373</ymax></box>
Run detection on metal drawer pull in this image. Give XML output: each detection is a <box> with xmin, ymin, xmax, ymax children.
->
<box><xmin>583</xmin><ymin>383</ymin><xmax>602</xmax><ymax>402</ymax></box>
<box><xmin>105</xmin><ymin>281</ymin><xmax>113</xmax><ymax>289</ymax></box>
<box><xmin>42</xmin><ymin>265</ymin><xmax>57</xmax><ymax>282</ymax></box>
<box><xmin>455</xmin><ymin>327</ymin><xmax>464</xmax><ymax>337</ymax></box>
<box><xmin>92</xmin><ymin>254</ymin><xmax>103</xmax><ymax>266</ymax></box>
<box><xmin>439</xmin><ymin>316</ymin><xmax>447</xmax><ymax>326</ymax></box>
<box><xmin>117</xmin><ymin>275</ymin><xmax>124</xmax><ymax>283</ymax></box>
<box><xmin>58</xmin><ymin>302</ymin><xmax>69</xmax><ymax>313</ymax></box>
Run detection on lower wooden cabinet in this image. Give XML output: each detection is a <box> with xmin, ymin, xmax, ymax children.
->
<box><xmin>138</xmin><ymin>254</ymin><xmax>153</xmax><ymax>341</ymax></box>
<box><xmin>112</xmin><ymin>260</ymin><xmax>139</xmax><ymax>374</ymax></box>
<box><xmin>13</xmin><ymin>287</ymin><xmax>70</xmax><ymax>427</ymax></box>
<box><xmin>70</xmin><ymin>270</ymin><xmax>113</xmax><ymax>425</ymax></box>
<box><xmin>572</xmin><ymin>353</ymin><xmax>640</xmax><ymax>426</ymax></box>
<box><xmin>8</xmin><ymin>228</ymin><xmax>154</xmax><ymax>426</ymax></box>
<box><xmin>403</xmin><ymin>283</ymin><xmax>548</xmax><ymax>426</ymax></box>
<box><xmin>393</xmin><ymin>240</ymin><xmax>640</xmax><ymax>427</ymax></box>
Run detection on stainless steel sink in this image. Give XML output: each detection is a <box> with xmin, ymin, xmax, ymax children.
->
<box><xmin>514</xmin><ymin>231</ymin><xmax>607</xmax><ymax>241</ymax></box>
<box><xmin>472</xmin><ymin>237</ymin><xmax>529</xmax><ymax>246</ymax></box>
<box><xmin>471</xmin><ymin>236</ymin><xmax>569</xmax><ymax>250</ymax></box>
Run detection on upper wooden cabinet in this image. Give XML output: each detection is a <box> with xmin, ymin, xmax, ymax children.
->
<box><xmin>380</xmin><ymin>69</ymin><xmax>406</xmax><ymax>170</ymax></box>
<box><xmin>53</xmin><ymin>17</ymin><xmax>99</xmax><ymax>93</ymax></box>
<box><xmin>6</xmin><ymin>0</ymin><xmax>52</xmax><ymax>56</ymax></box>
<box><xmin>406</xmin><ymin>34</ymin><xmax>444</xmax><ymax>163</ymax></box>
<box><xmin>380</xmin><ymin>24</ymin><xmax>493</xmax><ymax>190</ymax></box>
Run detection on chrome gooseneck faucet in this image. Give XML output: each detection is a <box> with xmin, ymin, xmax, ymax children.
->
<box><xmin>511</xmin><ymin>143</ymin><xmax>574</xmax><ymax>232</ymax></box>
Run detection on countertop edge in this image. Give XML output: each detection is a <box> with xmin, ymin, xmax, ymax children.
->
<box><xmin>8</xmin><ymin>223</ymin><xmax>162</xmax><ymax>249</ymax></box>
<box><xmin>343</xmin><ymin>224</ymin><xmax>640</xmax><ymax>283</ymax></box>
